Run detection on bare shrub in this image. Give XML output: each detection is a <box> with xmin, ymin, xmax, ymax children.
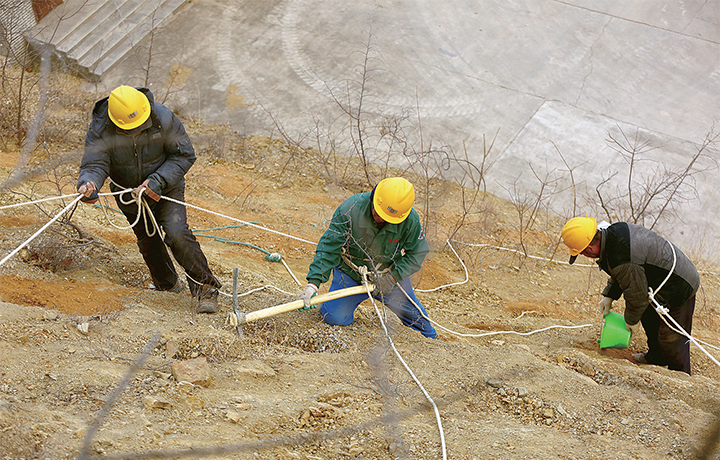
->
<box><xmin>596</xmin><ymin>125</ymin><xmax>718</xmax><ymax>229</ymax></box>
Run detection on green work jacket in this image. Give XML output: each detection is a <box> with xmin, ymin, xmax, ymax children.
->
<box><xmin>306</xmin><ymin>192</ymin><xmax>429</xmax><ymax>287</ymax></box>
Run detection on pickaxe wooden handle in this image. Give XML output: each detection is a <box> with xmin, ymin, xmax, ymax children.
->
<box><xmin>235</xmin><ymin>284</ymin><xmax>375</xmax><ymax>325</ymax></box>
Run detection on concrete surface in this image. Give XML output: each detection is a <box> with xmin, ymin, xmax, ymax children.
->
<box><xmin>27</xmin><ymin>0</ymin><xmax>189</xmax><ymax>79</ymax></box>
<box><xmin>97</xmin><ymin>0</ymin><xmax>720</xmax><ymax>259</ymax></box>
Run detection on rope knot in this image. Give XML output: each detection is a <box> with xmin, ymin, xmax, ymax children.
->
<box><xmin>357</xmin><ymin>265</ymin><xmax>369</xmax><ymax>284</ymax></box>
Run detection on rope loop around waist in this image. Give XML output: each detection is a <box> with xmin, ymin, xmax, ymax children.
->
<box><xmin>340</xmin><ymin>246</ymin><xmax>391</xmax><ymax>282</ymax></box>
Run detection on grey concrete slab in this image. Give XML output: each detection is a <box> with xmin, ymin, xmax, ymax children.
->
<box><xmin>565</xmin><ymin>0</ymin><xmax>718</xmax><ymax>41</ymax></box>
<box><xmin>96</xmin><ymin>0</ymin><xmax>720</xmax><ymax>258</ymax></box>
<box><xmin>92</xmin><ymin>0</ymin><xmax>190</xmax><ymax>74</ymax></box>
<box><xmin>28</xmin><ymin>0</ymin><xmax>189</xmax><ymax>78</ymax></box>
<box><xmin>491</xmin><ymin>100</ymin><xmax>712</xmax><ymax>226</ymax></box>
<box><xmin>27</xmin><ymin>0</ymin><xmax>107</xmax><ymax>48</ymax></box>
<box><xmin>71</xmin><ymin>0</ymin><xmax>146</xmax><ymax>63</ymax></box>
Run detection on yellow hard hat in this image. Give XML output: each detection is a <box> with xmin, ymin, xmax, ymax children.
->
<box><xmin>373</xmin><ymin>177</ymin><xmax>415</xmax><ymax>224</ymax></box>
<box><xmin>108</xmin><ymin>86</ymin><xmax>150</xmax><ymax>130</ymax></box>
<box><xmin>561</xmin><ymin>216</ymin><xmax>597</xmax><ymax>256</ymax></box>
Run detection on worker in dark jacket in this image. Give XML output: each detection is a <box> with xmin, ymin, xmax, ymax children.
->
<box><xmin>77</xmin><ymin>85</ymin><xmax>221</xmax><ymax>313</ymax></box>
<box><xmin>562</xmin><ymin>216</ymin><xmax>700</xmax><ymax>374</ymax></box>
<box><xmin>299</xmin><ymin>177</ymin><xmax>436</xmax><ymax>338</ymax></box>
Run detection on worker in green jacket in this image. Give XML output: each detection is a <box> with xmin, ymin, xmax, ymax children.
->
<box><xmin>299</xmin><ymin>177</ymin><xmax>437</xmax><ymax>338</ymax></box>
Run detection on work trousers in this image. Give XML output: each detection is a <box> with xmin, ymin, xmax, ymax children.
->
<box><xmin>319</xmin><ymin>267</ymin><xmax>437</xmax><ymax>338</ymax></box>
<box><xmin>115</xmin><ymin>185</ymin><xmax>220</xmax><ymax>296</ymax></box>
<box><xmin>641</xmin><ymin>294</ymin><xmax>695</xmax><ymax>375</ymax></box>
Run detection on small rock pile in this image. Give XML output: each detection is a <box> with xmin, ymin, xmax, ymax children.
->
<box><xmin>486</xmin><ymin>379</ymin><xmax>568</xmax><ymax>428</ymax></box>
<box><xmin>288</xmin><ymin>327</ymin><xmax>349</xmax><ymax>353</ymax></box>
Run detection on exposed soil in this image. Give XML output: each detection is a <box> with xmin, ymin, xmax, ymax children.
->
<box><xmin>0</xmin><ymin>127</ymin><xmax>719</xmax><ymax>460</ymax></box>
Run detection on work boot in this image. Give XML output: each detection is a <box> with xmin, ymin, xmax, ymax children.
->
<box><xmin>168</xmin><ymin>278</ymin><xmax>184</xmax><ymax>294</ymax></box>
<box><xmin>197</xmin><ymin>284</ymin><xmax>219</xmax><ymax>314</ymax></box>
<box><xmin>633</xmin><ymin>352</ymin><xmax>649</xmax><ymax>364</ymax></box>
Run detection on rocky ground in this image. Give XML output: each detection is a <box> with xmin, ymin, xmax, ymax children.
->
<box><xmin>0</xmin><ymin>123</ymin><xmax>719</xmax><ymax>460</ymax></box>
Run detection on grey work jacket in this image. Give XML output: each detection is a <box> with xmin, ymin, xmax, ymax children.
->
<box><xmin>597</xmin><ymin>222</ymin><xmax>699</xmax><ymax>325</ymax></box>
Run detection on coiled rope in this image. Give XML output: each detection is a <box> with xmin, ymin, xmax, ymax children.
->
<box><xmin>100</xmin><ymin>186</ymin><xmax>303</xmax><ymax>290</ymax></box>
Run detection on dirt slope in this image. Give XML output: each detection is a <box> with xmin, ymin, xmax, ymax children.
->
<box><xmin>0</xmin><ymin>129</ymin><xmax>719</xmax><ymax>460</ymax></box>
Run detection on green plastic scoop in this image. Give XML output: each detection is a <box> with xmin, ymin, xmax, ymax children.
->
<box><xmin>598</xmin><ymin>311</ymin><xmax>631</xmax><ymax>349</ymax></box>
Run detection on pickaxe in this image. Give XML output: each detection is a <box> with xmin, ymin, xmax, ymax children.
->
<box><xmin>228</xmin><ymin>268</ymin><xmax>374</xmax><ymax>336</ymax></box>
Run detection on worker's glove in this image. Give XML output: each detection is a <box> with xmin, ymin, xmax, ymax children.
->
<box><xmin>77</xmin><ymin>182</ymin><xmax>98</xmax><ymax>204</ymax></box>
<box><xmin>133</xmin><ymin>179</ymin><xmax>160</xmax><ymax>202</ymax></box>
<box><xmin>599</xmin><ymin>296</ymin><xmax>613</xmax><ymax>317</ymax></box>
<box><xmin>625</xmin><ymin>321</ymin><xmax>642</xmax><ymax>336</ymax></box>
<box><xmin>372</xmin><ymin>273</ymin><xmax>396</xmax><ymax>297</ymax></box>
<box><xmin>298</xmin><ymin>283</ymin><xmax>318</xmax><ymax>311</ymax></box>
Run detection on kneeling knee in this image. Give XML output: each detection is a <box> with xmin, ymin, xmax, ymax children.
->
<box><xmin>321</xmin><ymin>309</ymin><xmax>354</xmax><ymax>327</ymax></box>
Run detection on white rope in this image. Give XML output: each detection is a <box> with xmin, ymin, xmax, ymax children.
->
<box><xmin>416</xmin><ymin>239</ymin><xmax>468</xmax><ymax>292</ymax></box>
<box><xmin>452</xmin><ymin>240</ymin><xmax>597</xmax><ymax>267</ymax></box>
<box><xmin>0</xmin><ymin>194</ymin><xmax>83</xmax><ymax>266</ymax></box>
<box><xmin>652</xmin><ymin>299</ymin><xmax>720</xmax><ymax>368</ymax></box>
<box><xmin>651</xmin><ymin>242</ymin><xmax>677</xmax><ymax>296</ymax></box>
<box><xmin>402</xmin><ymin>283</ymin><xmax>592</xmax><ymax>338</ymax></box>
<box><xmin>97</xmin><ymin>188</ymin><xmax>154</xmax><ymax>233</ymax></box>
<box><xmin>648</xmin><ymin>244</ymin><xmax>720</xmax><ymax>368</ymax></box>
<box><xmin>692</xmin><ymin>338</ymin><xmax>720</xmax><ymax>353</ymax></box>
<box><xmin>359</xmin><ymin>277</ymin><xmax>447</xmax><ymax>460</ymax></box>
<box><xmin>281</xmin><ymin>257</ymin><xmax>303</xmax><ymax>286</ymax></box>
<box><xmin>161</xmin><ymin>195</ymin><xmax>316</xmax><ymax>246</ymax></box>
<box><xmin>218</xmin><ymin>284</ymin><xmax>297</xmax><ymax>299</ymax></box>
<box><xmin>0</xmin><ymin>193</ymin><xmax>84</xmax><ymax>210</ymax></box>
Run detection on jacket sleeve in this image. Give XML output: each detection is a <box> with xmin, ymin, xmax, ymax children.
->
<box><xmin>77</xmin><ymin>128</ymin><xmax>110</xmax><ymax>192</ymax></box>
<box><xmin>306</xmin><ymin>206</ymin><xmax>352</xmax><ymax>286</ymax></box>
<box><xmin>145</xmin><ymin>109</ymin><xmax>196</xmax><ymax>195</ymax></box>
<box><xmin>390</xmin><ymin>220</ymin><xmax>429</xmax><ymax>282</ymax></box>
<box><xmin>608</xmin><ymin>262</ymin><xmax>651</xmax><ymax>325</ymax></box>
<box><xmin>601</xmin><ymin>278</ymin><xmax>623</xmax><ymax>301</ymax></box>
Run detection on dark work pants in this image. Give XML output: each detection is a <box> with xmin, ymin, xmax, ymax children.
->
<box><xmin>115</xmin><ymin>186</ymin><xmax>220</xmax><ymax>296</ymax></box>
<box><xmin>641</xmin><ymin>294</ymin><xmax>695</xmax><ymax>375</ymax></box>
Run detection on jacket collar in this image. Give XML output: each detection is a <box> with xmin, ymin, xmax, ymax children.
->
<box><xmin>356</xmin><ymin>195</ymin><xmax>400</xmax><ymax>234</ymax></box>
<box><xmin>90</xmin><ymin>87</ymin><xmax>157</xmax><ymax>136</ymax></box>
<box><xmin>596</xmin><ymin>228</ymin><xmax>607</xmax><ymax>269</ymax></box>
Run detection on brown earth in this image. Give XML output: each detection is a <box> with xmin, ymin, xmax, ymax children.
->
<box><xmin>0</xmin><ymin>127</ymin><xmax>719</xmax><ymax>460</ymax></box>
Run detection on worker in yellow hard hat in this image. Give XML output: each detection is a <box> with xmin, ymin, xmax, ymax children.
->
<box><xmin>561</xmin><ymin>216</ymin><xmax>699</xmax><ymax>374</ymax></box>
<box><xmin>76</xmin><ymin>86</ymin><xmax>221</xmax><ymax>313</ymax></box>
<box><xmin>299</xmin><ymin>177</ymin><xmax>437</xmax><ymax>338</ymax></box>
